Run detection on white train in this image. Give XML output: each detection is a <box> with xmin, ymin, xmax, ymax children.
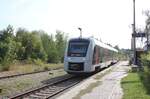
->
<box><xmin>64</xmin><ymin>37</ymin><xmax>118</xmax><ymax>74</ymax></box>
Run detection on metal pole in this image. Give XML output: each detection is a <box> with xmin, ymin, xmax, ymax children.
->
<box><xmin>146</xmin><ymin>20</ymin><xmax>150</xmax><ymax>50</ymax></box>
<box><xmin>146</xmin><ymin>25</ymin><xmax>148</xmax><ymax>50</ymax></box>
<box><xmin>78</xmin><ymin>27</ymin><xmax>82</xmax><ymax>38</ymax></box>
<box><xmin>133</xmin><ymin>0</ymin><xmax>137</xmax><ymax>65</ymax></box>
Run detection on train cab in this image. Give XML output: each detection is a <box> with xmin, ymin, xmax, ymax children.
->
<box><xmin>64</xmin><ymin>38</ymin><xmax>118</xmax><ymax>74</ymax></box>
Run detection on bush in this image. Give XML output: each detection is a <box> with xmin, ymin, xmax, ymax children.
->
<box><xmin>140</xmin><ymin>51</ymin><xmax>150</xmax><ymax>94</ymax></box>
<box><xmin>0</xmin><ymin>63</ymin><xmax>10</xmax><ymax>71</ymax></box>
<box><xmin>47</xmin><ymin>50</ymin><xmax>60</xmax><ymax>63</ymax></box>
<box><xmin>139</xmin><ymin>67</ymin><xmax>150</xmax><ymax>94</ymax></box>
<box><xmin>141</xmin><ymin>52</ymin><xmax>150</xmax><ymax>66</ymax></box>
<box><xmin>44</xmin><ymin>66</ymin><xmax>49</xmax><ymax>71</ymax></box>
<box><xmin>33</xmin><ymin>59</ymin><xmax>43</xmax><ymax>66</ymax></box>
<box><xmin>1</xmin><ymin>65</ymin><xmax>10</xmax><ymax>71</ymax></box>
<box><xmin>26</xmin><ymin>58</ymin><xmax>33</xmax><ymax>64</ymax></box>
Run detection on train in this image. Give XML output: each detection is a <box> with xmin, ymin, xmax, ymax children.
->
<box><xmin>64</xmin><ymin>37</ymin><xmax>118</xmax><ymax>74</ymax></box>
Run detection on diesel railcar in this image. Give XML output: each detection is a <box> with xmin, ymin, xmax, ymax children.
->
<box><xmin>64</xmin><ymin>37</ymin><xmax>118</xmax><ymax>74</ymax></box>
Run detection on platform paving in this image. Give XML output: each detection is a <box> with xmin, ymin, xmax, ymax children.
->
<box><xmin>56</xmin><ymin>61</ymin><xmax>130</xmax><ymax>99</ymax></box>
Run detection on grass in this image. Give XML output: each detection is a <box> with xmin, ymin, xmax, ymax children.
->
<box><xmin>0</xmin><ymin>61</ymin><xmax>65</xmax><ymax>97</ymax></box>
<box><xmin>3</xmin><ymin>62</ymin><xmax>63</xmax><ymax>74</ymax></box>
<box><xmin>0</xmin><ymin>69</ymin><xmax>66</xmax><ymax>97</ymax></box>
<box><xmin>121</xmin><ymin>72</ymin><xmax>150</xmax><ymax>99</ymax></box>
<box><xmin>0</xmin><ymin>79</ymin><xmax>32</xmax><ymax>96</ymax></box>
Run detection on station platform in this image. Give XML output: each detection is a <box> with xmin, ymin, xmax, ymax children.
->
<box><xmin>56</xmin><ymin>61</ymin><xmax>130</xmax><ymax>99</ymax></box>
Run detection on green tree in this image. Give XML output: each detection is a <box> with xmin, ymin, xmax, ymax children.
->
<box><xmin>28</xmin><ymin>31</ymin><xmax>47</xmax><ymax>61</ymax></box>
<box><xmin>15</xmin><ymin>29</ymin><xmax>47</xmax><ymax>61</ymax></box>
<box><xmin>0</xmin><ymin>25</ymin><xmax>68</xmax><ymax>69</ymax></box>
<box><xmin>0</xmin><ymin>25</ymin><xmax>17</xmax><ymax>70</ymax></box>
<box><xmin>0</xmin><ymin>25</ymin><xmax>14</xmax><ymax>42</ymax></box>
<box><xmin>15</xmin><ymin>28</ymin><xmax>29</xmax><ymax>59</ymax></box>
<box><xmin>40</xmin><ymin>32</ymin><xmax>59</xmax><ymax>63</ymax></box>
<box><xmin>55</xmin><ymin>30</ymin><xmax>67</xmax><ymax>62</ymax></box>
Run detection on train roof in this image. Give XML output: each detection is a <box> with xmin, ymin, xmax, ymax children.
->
<box><xmin>91</xmin><ymin>38</ymin><xmax>118</xmax><ymax>52</ymax></box>
<box><xmin>69</xmin><ymin>37</ymin><xmax>118</xmax><ymax>52</ymax></box>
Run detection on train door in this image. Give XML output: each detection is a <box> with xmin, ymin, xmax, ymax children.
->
<box><xmin>92</xmin><ymin>45</ymin><xmax>100</xmax><ymax>65</ymax></box>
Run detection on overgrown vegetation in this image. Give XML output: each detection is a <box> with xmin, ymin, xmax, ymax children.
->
<box><xmin>121</xmin><ymin>50</ymin><xmax>150</xmax><ymax>99</ymax></box>
<box><xmin>0</xmin><ymin>25</ymin><xmax>67</xmax><ymax>71</ymax></box>
<box><xmin>122</xmin><ymin>10</ymin><xmax>150</xmax><ymax>98</ymax></box>
<box><xmin>141</xmin><ymin>52</ymin><xmax>150</xmax><ymax>66</ymax></box>
<box><xmin>140</xmin><ymin>52</ymin><xmax>150</xmax><ymax>94</ymax></box>
<box><xmin>121</xmin><ymin>72</ymin><xmax>150</xmax><ymax>99</ymax></box>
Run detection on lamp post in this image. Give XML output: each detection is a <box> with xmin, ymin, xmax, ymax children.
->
<box><xmin>78</xmin><ymin>27</ymin><xmax>82</xmax><ymax>38</ymax></box>
<box><xmin>146</xmin><ymin>20</ymin><xmax>150</xmax><ymax>50</ymax></box>
<box><xmin>133</xmin><ymin>0</ymin><xmax>137</xmax><ymax>65</ymax></box>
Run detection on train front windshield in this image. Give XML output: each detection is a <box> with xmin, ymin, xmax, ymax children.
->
<box><xmin>68</xmin><ymin>40</ymin><xmax>89</xmax><ymax>57</ymax></box>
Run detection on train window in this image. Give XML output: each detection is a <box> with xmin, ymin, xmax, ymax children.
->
<box><xmin>100</xmin><ymin>47</ymin><xmax>104</xmax><ymax>63</ymax></box>
<box><xmin>67</xmin><ymin>40</ymin><xmax>89</xmax><ymax>57</ymax></box>
<box><xmin>92</xmin><ymin>45</ymin><xmax>100</xmax><ymax>64</ymax></box>
<box><xmin>92</xmin><ymin>46</ymin><xmax>96</xmax><ymax>64</ymax></box>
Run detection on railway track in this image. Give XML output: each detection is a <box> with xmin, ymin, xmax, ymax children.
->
<box><xmin>0</xmin><ymin>67</ymin><xmax>63</xmax><ymax>80</ymax></box>
<box><xmin>9</xmin><ymin>75</ymin><xmax>85</xmax><ymax>99</ymax></box>
<box><xmin>6</xmin><ymin>63</ymin><xmax>118</xmax><ymax>99</ymax></box>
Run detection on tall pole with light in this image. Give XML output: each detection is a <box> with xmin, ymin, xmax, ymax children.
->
<box><xmin>78</xmin><ymin>27</ymin><xmax>82</xmax><ymax>38</ymax></box>
<box><xmin>133</xmin><ymin>0</ymin><xmax>137</xmax><ymax>65</ymax></box>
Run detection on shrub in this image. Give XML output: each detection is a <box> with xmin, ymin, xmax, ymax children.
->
<box><xmin>33</xmin><ymin>59</ymin><xmax>43</xmax><ymax>66</ymax></box>
<box><xmin>140</xmin><ymin>51</ymin><xmax>150</xmax><ymax>94</ymax></box>
<box><xmin>141</xmin><ymin>52</ymin><xmax>150</xmax><ymax>67</ymax></box>
<box><xmin>44</xmin><ymin>66</ymin><xmax>49</xmax><ymax>71</ymax></box>
<box><xmin>0</xmin><ymin>63</ymin><xmax>10</xmax><ymax>71</ymax></box>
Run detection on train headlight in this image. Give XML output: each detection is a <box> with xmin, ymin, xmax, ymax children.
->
<box><xmin>68</xmin><ymin>57</ymin><xmax>71</xmax><ymax>60</ymax></box>
<box><xmin>82</xmin><ymin>58</ymin><xmax>86</xmax><ymax>61</ymax></box>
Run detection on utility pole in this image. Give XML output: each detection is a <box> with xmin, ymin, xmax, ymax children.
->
<box><xmin>146</xmin><ymin>19</ymin><xmax>150</xmax><ymax>50</ymax></box>
<box><xmin>146</xmin><ymin>25</ymin><xmax>149</xmax><ymax>50</ymax></box>
<box><xmin>78</xmin><ymin>27</ymin><xmax>82</xmax><ymax>38</ymax></box>
<box><xmin>132</xmin><ymin>0</ymin><xmax>137</xmax><ymax>65</ymax></box>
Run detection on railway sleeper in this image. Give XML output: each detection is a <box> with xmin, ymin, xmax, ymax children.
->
<box><xmin>30</xmin><ymin>94</ymin><xmax>47</xmax><ymax>99</ymax></box>
<box><xmin>40</xmin><ymin>90</ymin><xmax>54</xmax><ymax>94</ymax></box>
<box><xmin>49</xmin><ymin>86</ymin><xmax>57</xmax><ymax>88</ymax></box>
<box><xmin>35</xmin><ymin>92</ymin><xmax>50</xmax><ymax>96</ymax></box>
<box><xmin>47</xmin><ymin>88</ymin><xmax>57</xmax><ymax>92</ymax></box>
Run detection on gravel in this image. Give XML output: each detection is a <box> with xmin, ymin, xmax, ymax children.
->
<box><xmin>0</xmin><ymin>69</ymin><xmax>66</xmax><ymax>98</ymax></box>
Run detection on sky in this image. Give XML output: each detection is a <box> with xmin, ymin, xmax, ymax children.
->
<box><xmin>0</xmin><ymin>0</ymin><xmax>150</xmax><ymax>49</ymax></box>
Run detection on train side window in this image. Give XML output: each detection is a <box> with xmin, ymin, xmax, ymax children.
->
<box><xmin>111</xmin><ymin>50</ymin><xmax>114</xmax><ymax>60</ymax></box>
<box><xmin>100</xmin><ymin>47</ymin><xmax>104</xmax><ymax>63</ymax></box>
<box><xmin>97</xmin><ymin>46</ymin><xmax>100</xmax><ymax>63</ymax></box>
<box><xmin>92</xmin><ymin>45</ymin><xmax>100</xmax><ymax>64</ymax></box>
<box><xmin>104</xmin><ymin>48</ymin><xmax>109</xmax><ymax>61</ymax></box>
<box><xmin>92</xmin><ymin>46</ymin><xmax>96</xmax><ymax>64</ymax></box>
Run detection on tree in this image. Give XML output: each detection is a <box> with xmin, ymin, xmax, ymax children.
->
<box><xmin>0</xmin><ymin>25</ymin><xmax>68</xmax><ymax>69</ymax></box>
<box><xmin>114</xmin><ymin>45</ymin><xmax>120</xmax><ymax>51</ymax></box>
<box><xmin>15</xmin><ymin>28</ymin><xmax>29</xmax><ymax>59</ymax></box>
<box><xmin>15</xmin><ymin>29</ymin><xmax>47</xmax><ymax>61</ymax></box>
<box><xmin>0</xmin><ymin>25</ymin><xmax>14</xmax><ymax>42</ymax></box>
<box><xmin>55</xmin><ymin>30</ymin><xmax>68</xmax><ymax>62</ymax></box>
<box><xmin>0</xmin><ymin>25</ymin><xmax>17</xmax><ymax>70</ymax></box>
<box><xmin>40</xmin><ymin>32</ymin><xmax>59</xmax><ymax>63</ymax></box>
<box><xmin>27</xmin><ymin>31</ymin><xmax>47</xmax><ymax>61</ymax></box>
